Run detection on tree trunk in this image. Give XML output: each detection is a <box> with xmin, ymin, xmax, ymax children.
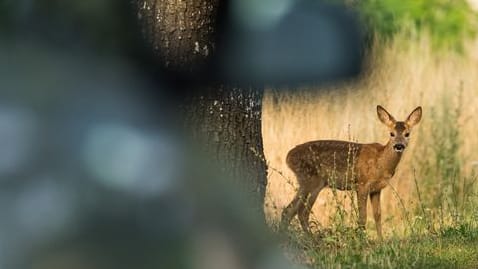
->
<box><xmin>136</xmin><ymin>0</ymin><xmax>219</xmax><ymax>72</ymax></box>
<box><xmin>135</xmin><ymin>0</ymin><xmax>268</xmax><ymax>211</ymax></box>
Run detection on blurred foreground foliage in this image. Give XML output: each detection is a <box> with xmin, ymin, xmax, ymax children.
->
<box><xmin>0</xmin><ymin>0</ymin><xmax>137</xmax><ymax>53</ymax></box>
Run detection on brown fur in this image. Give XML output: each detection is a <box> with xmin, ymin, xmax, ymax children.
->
<box><xmin>280</xmin><ymin>105</ymin><xmax>422</xmax><ymax>240</ymax></box>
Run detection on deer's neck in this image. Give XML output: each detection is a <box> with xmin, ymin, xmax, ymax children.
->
<box><xmin>378</xmin><ymin>141</ymin><xmax>403</xmax><ymax>176</ymax></box>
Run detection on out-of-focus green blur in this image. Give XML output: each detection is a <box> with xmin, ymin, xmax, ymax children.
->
<box><xmin>353</xmin><ymin>0</ymin><xmax>477</xmax><ymax>50</ymax></box>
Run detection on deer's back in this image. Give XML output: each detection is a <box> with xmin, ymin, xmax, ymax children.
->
<box><xmin>286</xmin><ymin>140</ymin><xmax>363</xmax><ymax>189</ymax></box>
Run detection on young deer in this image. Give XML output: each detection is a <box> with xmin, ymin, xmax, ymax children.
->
<box><xmin>280</xmin><ymin>105</ymin><xmax>422</xmax><ymax>239</ymax></box>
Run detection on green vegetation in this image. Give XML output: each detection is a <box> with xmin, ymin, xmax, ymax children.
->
<box><xmin>284</xmin><ymin>221</ymin><xmax>478</xmax><ymax>268</ymax></box>
<box><xmin>412</xmin><ymin>85</ymin><xmax>478</xmax><ymax>233</ymax></box>
<box><xmin>351</xmin><ymin>0</ymin><xmax>478</xmax><ymax>51</ymax></box>
<box><xmin>281</xmin><ymin>174</ymin><xmax>478</xmax><ymax>268</ymax></box>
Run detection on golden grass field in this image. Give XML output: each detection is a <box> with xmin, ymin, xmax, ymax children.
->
<box><xmin>262</xmin><ymin>37</ymin><xmax>478</xmax><ymax>236</ymax></box>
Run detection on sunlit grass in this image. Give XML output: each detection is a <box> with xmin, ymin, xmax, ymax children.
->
<box><xmin>262</xmin><ymin>34</ymin><xmax>478</xmax><ymax>267</ymax></box>
<box><xmin>279</xmin><ymin>220</ymin><xmax>478</xmax><ymax>269</ymax></box>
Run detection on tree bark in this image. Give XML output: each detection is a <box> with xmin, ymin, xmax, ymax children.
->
<box><xmin>135</xmin><ymin>0</ymin><xmax>268</xmax><ymax>211</ymax></box>
<box><xmin>136</xmin><ymin>0</ymin><xmax>219</xmax><ymax>72</ymax></box>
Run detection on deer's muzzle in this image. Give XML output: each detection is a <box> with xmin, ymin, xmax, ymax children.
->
<box><xmin>393</xmin><ymin>144</ymin><xmax>405</xmax><ymax>152</ymax></box>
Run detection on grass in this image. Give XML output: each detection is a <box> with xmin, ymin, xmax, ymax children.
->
<box><xmin>274</xmin><ymin>169</ymin><xmax>478</xmax><ymax>268</ymax></box>
<box><xmin>282</xmin><ymin>221</ymin><xmax>478</xmax><ymax>269</ymax></box>
<box><xmin>262</xmin><ymin>34</ymin><xmax>478</xmax><ymax>267</ymax></box>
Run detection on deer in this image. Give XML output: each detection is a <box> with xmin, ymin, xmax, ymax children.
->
<box><xmin>280</xmin><ymin>105</ymin><xmax>422</xmax><ymax>240</ymax></box>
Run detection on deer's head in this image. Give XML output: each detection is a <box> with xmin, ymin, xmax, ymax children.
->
<box><xmin>377</xmin><ymin>105</ymin><xmax>422</xmax><ymax>153</ymax></box>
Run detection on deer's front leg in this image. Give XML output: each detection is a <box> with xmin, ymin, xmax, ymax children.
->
<box><xmin>357</xmin><ymin>189</ymin><xmax>368</xmax><ymax>230</ymax></box>
<box><xmin>370</xmin><ymin>191</ymin><xmax>382</xmax><ymax>240</ymax></box>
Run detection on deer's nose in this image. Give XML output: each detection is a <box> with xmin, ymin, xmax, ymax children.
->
<box><xmin>393</xmin><ymin>144</ymin><xmax>405</xmax><ymax>152</ymax></box>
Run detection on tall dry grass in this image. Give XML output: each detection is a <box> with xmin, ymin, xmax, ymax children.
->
<box><xmin>262</xmin><ymin>36</ymin><xmax>478</xmax><ymax>236</ymax></box>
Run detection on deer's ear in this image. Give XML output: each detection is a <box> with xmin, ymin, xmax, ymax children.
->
<box><xmin>377</xmin><ymin>105</ymin><xmax>396</xmax><ymax>128</ymax></box>
<box><xmin>406</xmin><ymin>106</ymin><xmax>422</xmax><ymax>127</ymax></box>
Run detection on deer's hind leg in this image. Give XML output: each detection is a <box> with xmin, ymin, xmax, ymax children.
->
<box><xmin>280</xmin><ymin>186</ymin><xmax>310</xmax><ymax>232</ymax></box>
<box><xmin>298</xmin><ymin>180</ymin><xmax>327</xmax><ymax>234</ymax></box>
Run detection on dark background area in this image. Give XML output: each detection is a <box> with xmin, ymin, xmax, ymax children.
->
<box><xmin>0</xmin><ymin>1</ymin><xmax>364</xmax><ymax>268</ymax></box>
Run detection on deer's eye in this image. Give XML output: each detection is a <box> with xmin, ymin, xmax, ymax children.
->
<box><xmin>405</xmin><ymin>133</ymin><xmax>410</xmax><ymax>138</ymax></box>
<box><xmin>390</xmin><ymin>132</ymin><xmax>395</xmax><ymax>137</ymax></box>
